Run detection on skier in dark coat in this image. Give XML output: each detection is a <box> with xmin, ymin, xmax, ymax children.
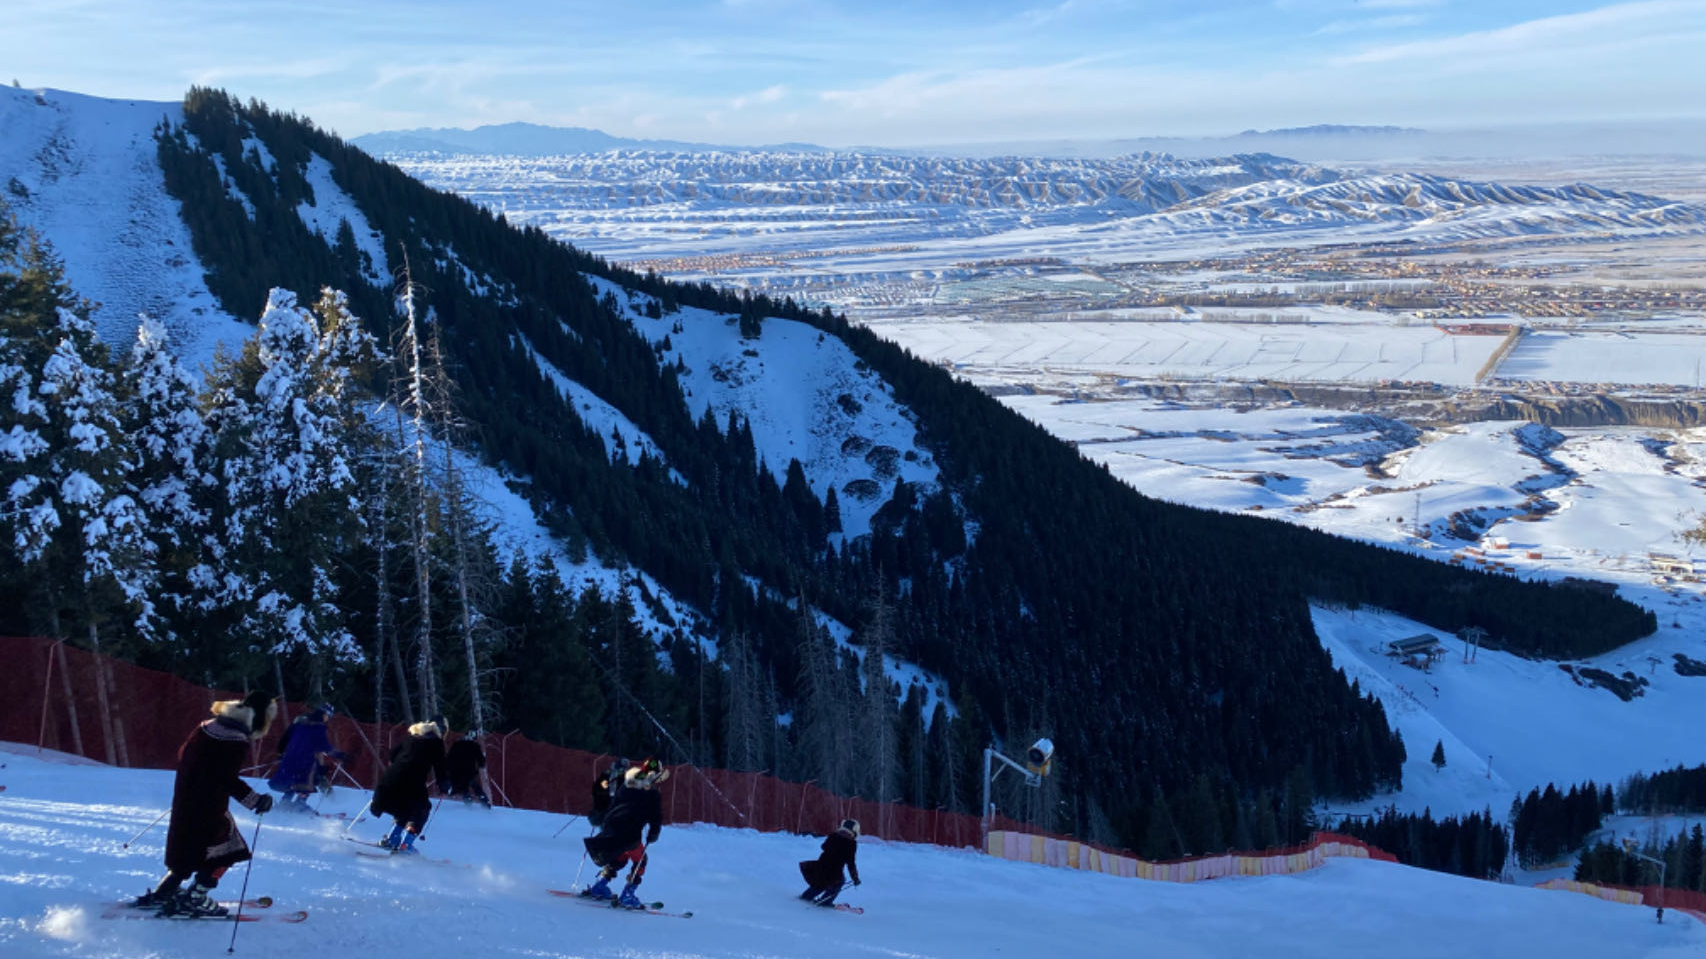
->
<box><xmin>267</xmin><ymin>704</ymin><xmax>346</xmax><ymax>812</ymax></box>
<box><xmin>799</xmin><ymin>819</ymin><xmax>861</xmax><ymax>906</ymax></box>
<box><xmin>370</xmin><ymin>715</ymin><xmax>449</xmax><ymax>852</ymax></box>
<box><xmin>588</xmin><ymin>757</ymin><xmax>629</xmax><ymax>828</ymax></box>
<box><xmin>444</xmin><ymin>732</ymin><xmax>492</xmax><ymax>807</ymax></box>
<box><xmin>581</xmin><ymin>758</ymin><xmax>666</xmax><ymax>907</ymax></box>
<box><xmin>132</xmin><ymin>690</ymin><xmax>276</xmax><ymax>917</ymax></box>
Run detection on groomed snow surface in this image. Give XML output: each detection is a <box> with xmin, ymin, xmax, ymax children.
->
<box><xmin>0</xmin><ymin>751</ymin><xmax>1699</xmax><ymax>959</ymax></box>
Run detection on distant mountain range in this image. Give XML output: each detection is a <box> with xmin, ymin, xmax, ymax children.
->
<box><xmin>1234</xmin><ymin>124</ymin><xmax>1426</xmax><ymax>138</ymax></box>
<box><xmin>352</xmin><ymin>121</ymin><xmax>829</xmax><ymax>156</ymax></box>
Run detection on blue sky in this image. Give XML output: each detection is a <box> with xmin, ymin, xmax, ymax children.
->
<box><xmin>5</xmin><ymin>0</ymin><xmax>1702</xmax><ymax>145</ymax></box>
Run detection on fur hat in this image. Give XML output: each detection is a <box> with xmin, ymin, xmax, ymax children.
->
<box><xmin>409</xmin><ymin>715</ymin><xmax>448</xmax><ymax>739</ymax></box>
<box><xmin>213</xmin><ymin>690</ymin><xmax>278</xmax><ymax>740</ymax></box>
<box><xmin>624</xmin><ymin>757</ymin><xmax>668</xmax><ymax>788</ymax></box>
<box><xmin>840</xmin><ymin>818</ymin><xmax>861</xmax><ymax>839</ymax></box>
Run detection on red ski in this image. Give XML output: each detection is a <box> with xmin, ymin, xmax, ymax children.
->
<box><xmin>547</xmin><ymin>888</ymin><xmax>692</xmax><ymax>919</ymax></box>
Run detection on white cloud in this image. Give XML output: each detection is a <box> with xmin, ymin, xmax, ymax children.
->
<box><xmin>732</xmin><ymin>85</ymin><xmax>787</xmax><ymax>110</ymax></box>
<box><xmin>1334</xmin><ymin>0</ymin><xmax>1703</xmax><ymax>65</ymax></box>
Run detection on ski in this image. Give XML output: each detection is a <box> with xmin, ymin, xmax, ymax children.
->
<box><xmin>115</xmin><ymin>896</ymin><xmax>273</xmax><ymax>911</ymax></box>
<box><xmin>100</xmin><ymin>907</ymin><xmax>306</xmax><ymax>923</ymax></box>
<box><xmin>547</xmin><ymin>889</ymin><xmax>691</xmax><ymax>919</ymax></box>
<box><xmin>352</xmin><ymin>848</ymin><xmax>459</xmax><ymax>866</ymax></box>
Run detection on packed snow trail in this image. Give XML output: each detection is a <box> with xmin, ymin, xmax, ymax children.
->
<box><xmin>0</xmin><ymin>751</ymin><xmax>1698</xmax><ymax>958</ymax></box>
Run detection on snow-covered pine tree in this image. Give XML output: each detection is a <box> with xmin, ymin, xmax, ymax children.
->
<box><xmin>121</xmin><ymin>316</ymin><xmax>214</xmax><ymax>641</ymax></box>
<box><xmin>196</xmin><ymin>287</ymin><xmax>378</xmax><ymax>692</ymax></box>
<box><xmin>0</xmin><ymin>230</ymin><xmax>149</xmax><ymax>764</ymax></box>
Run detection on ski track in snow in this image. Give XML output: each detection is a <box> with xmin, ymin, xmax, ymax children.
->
<box><xmin>0</xmin><ymin>752</ymin><xmax>1699</xmax><ymax>958</ymax></box>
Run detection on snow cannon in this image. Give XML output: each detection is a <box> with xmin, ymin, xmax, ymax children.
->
<box><xmin>1026</xmin><ymin>739</ymin><xmax>1054</xmax><ymax>778</ymax></box>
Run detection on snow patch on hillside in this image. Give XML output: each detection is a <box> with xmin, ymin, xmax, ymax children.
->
<box><xmin>0</xmin><ymin>86</ymin><xmax>251</xmax><ymax>370</ymax></box>
<box><xmin>589</xmin><ymin>277</ymin><xmax>938</xmax><ymax>538</ymax></box>
<box><xmin>295</xmin><ymin>152</ymin><xmax>389</xmax><ymax>285</ymax></box>
<box><xmin>513</xmin><ymin>331</ymin><xmax>681</xmax><ymax>481</ymax></box>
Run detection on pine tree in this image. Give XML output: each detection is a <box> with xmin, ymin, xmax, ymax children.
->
<box><xmin>1431</xmin><ymin>740</ymin><xmax>1446</xmax><ymax>772</ymax></box>
<box><xmin>121</xmin><ymin>316</ymin><xmax>215</xmax><ymax>645</ymax></box>
<box><xmin>195</xmin><ymin>287</ymin><xmax>377</xmax><ymax>690</ymax></box>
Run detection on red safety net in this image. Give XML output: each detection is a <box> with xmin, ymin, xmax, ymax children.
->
<box><xmin>0</xmin><ymin>634</ymin><xmax>1413</xmax><ymax>875</ymax></box>
<box><xmin>0</xmin><ymin>635</ymin><xmax>1029</xmax><ymax>847</ymax></box>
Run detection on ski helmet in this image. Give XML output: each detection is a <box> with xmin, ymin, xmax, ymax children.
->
<box><xmin>841</xmin><ymin>818</ymin><xmax>861</xmax><ymax>838</ymax></box>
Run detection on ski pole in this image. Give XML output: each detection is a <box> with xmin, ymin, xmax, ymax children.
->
<box><xmin>551</xmin><ymin>815</ymin><xmax>581</xmax><ymax>839</ymax></box>
<box><xmin>122</xmin><ymin>808</ymin><xmax>169</xmax><ymax>849</ymax></box>
<box><xmin>343</xmin><ymin>800</ymin><xmax>372</xmax><ymax>835</ymax></box>
<box><xmin>227</xmin><ymin>815</ymin><xmax>264</xmax><ymax>953</ymax></box>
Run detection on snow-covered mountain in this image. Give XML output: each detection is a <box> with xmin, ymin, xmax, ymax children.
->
<box><xmin>350</xmin><ymin>121</ymin><xmax>830</xmax><ymax>157</ymax></box>
<box><xmin>380</xmin><ymin>145</ymin><xmax>1706</xmax><ymax>266</ymax></box>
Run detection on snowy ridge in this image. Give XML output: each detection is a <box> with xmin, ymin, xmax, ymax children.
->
<box><xmin>1163</xmin><ymin>172</ymin><xmax>1706</xmax><ymax>232</ymax></box>
<box><xmin>588</xmin><ymin>276</ymin><xmax>939</xmax><ymax>539</ymax></box>
<box><xmin>0</xmin><ymin>86</ymin><xmax>251</xmax><ymax>369</ymax></box>
<box><xmin>383</xmin><ymin>150</ymin><xmax>1331</xmax><ymax>214</ymax></box>
<box><xmin>294</xmin><ymin>152</ymin><xmax>390</xmax><ymax>286</ymax></box>
<box><xmin>512</xmin><ymin>330</ymin><xmax>681</xmax><ymax>480</ymax></box>
<box><xmin>0</xmin><ymin>752</ymin><xmax>1698</xmax><ymax>958</ymax></box>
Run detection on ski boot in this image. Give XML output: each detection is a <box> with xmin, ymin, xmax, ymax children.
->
<box><xmin>166</xmin><ymin>883</ymin><xmax>227</xmax><ymax>918</ymax></box>
<box><xmin>616</xmin><ymin>881</ymin><xmax>644</xmax><ymax>910</ymax></box>
<box><xmin>580</xmin><ymin>875</ymin><xmax>615</xmax><ymax>901</ymax></box>
<box><xmin>394</xmin><ymin>828</ymin><xmax>421</xmax><ymax>855</ymax></box>
<box><xmin>379</xmin><ymin>823</ymin><xmax>406</xmax><ymax>849</ymax></box>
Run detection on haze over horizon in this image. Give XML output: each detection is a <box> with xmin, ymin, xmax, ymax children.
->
<box><xmin>4</xmin><ymin>0</ymin><xmax>1703</xmax><ymax>148</ymax></box>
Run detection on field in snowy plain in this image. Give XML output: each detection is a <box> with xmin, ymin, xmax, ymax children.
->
<box><xmin>0</xmin><ymin>750</ymin><xmax>1701</xmax><ymax>959</ymax></box>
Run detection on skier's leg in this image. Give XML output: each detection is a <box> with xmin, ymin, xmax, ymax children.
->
<box><xmin>134</xmin><ymin>869</ymin><xmax>190</xmax><ymax>909</ymax></box>
<box><xmin>814</xmin><ymin>880</ymin><xmax>845</xmax><ymax>907</ymax></box>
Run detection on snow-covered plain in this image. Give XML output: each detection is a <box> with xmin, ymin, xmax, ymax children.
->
<box><xmin>0</xmin><ymin>750</ymin><xmax>1699</xmax><ymax>959</ymax></box>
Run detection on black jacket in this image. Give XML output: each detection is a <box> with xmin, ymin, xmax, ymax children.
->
<box><xmin>371</xmin><ymin>730</ymin><xmax>447</xmax><ymax>816</ymax></box>
<box><xmin>445</xmin><ymin>739</ymin><xmax>485</xmax><ymax>788</ymax></box>
<box><xmin>598</xmin><ymin>782</ymin><xmax>663</xmax><ymax>846</ymax></box>
<box><xmin>799</xmin><ymin>828</ymin><xmax>860</xmax><ymax>887</ymax></box>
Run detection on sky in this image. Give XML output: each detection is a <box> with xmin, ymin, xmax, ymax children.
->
<box><xmin>4</xmin><ymin>0</ymin><xmax>1704</xmax><ymax>147</ymax></box>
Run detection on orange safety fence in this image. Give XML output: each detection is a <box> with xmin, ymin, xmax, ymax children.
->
<box><xmin>986</xmin><ymin>829</ymin><xmax>1398</xmax><ymax>882</ymax></box>
<box><xmin>1537</xmin><ymin>878</ymin><xmax>1706</xmax><ymax>925</ymax></box>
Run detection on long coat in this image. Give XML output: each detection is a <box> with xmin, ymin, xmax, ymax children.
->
<box><xmin>799</xmin><ymin>828</ymin><xmax>860</xmax><ymax>888</ymax></box>
<box><xmin>164</xmin><ymin>708</ymin><xmax>262</xmax><ymax>874</ymax></box>
<box><xmin>371</xmin><ymin>729</ymin><xmax>447</xmax><ymax>819</ymax></box>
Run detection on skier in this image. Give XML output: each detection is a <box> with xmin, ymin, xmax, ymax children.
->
<box><xmin>131</xmin><ymin>690</ymin><xmax>277</xmax><ymax>917</ymax></box>
<box><xmin>370</xmin><ymin>715</ymin><xmax>449</xmax><ymax>853</ymax></box>
<box><xmin>581</xmin><ymin>757</ymin><xmax>667</xmax><ymax>907</ymax></box>
<box><xmin>588</xmin><ymin>757</ymin><xmax>629</xmax><ymax>828</ymax></box>
<box><xmin>444</xmin><ymin>731</ymin><xmax>492</xmax><ymax>808</ymax></box>
<box><xmin>267</xmin><ymin>704</ymin><xmax>347</xmax><ymax>812</ymax></box>
<box><xmin>798</xmin><ymin>819</ymin><xmax>861</xmax><ymax>907</ymax></box>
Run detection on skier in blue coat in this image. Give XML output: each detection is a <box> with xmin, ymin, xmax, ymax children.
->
<box><xmin>268</xmin><ymin>705</ymin><xmax>346</xmax><ymax>812</ymax></box>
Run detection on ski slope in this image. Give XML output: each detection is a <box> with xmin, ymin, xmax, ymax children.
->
<box><xmin>0</xmin><ymin>750</ymin><xmax>1700</xmax><ymax>958</ymax></box>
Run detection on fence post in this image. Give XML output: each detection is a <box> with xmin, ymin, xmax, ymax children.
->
<box><xmin>53</xmin><ymin>640</ymin><xmax>85</xmax><ymax>758</ymax></box>
<box><xmin>38</xmin><ymin>638</ymin><xmax>58</xmax><ymax>755</ymax></box>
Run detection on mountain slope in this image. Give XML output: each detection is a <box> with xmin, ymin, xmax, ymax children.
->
<box><xmin>0</xmin><ymin>85</ymin><xmax>1660</xmax><ymax>856</ymax></box>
